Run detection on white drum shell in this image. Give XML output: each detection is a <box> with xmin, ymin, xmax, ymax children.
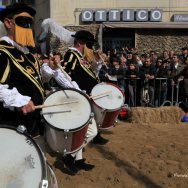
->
<box><xmin>45</xmin><ymin>125</ymin><xmax>85</xmax><ymax>154</ymax></box>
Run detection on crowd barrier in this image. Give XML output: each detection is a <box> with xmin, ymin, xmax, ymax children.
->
<box><xmin>122</xmin><ymin>78</ymin><xmax>184</xmax><ymax>108</ymax></box>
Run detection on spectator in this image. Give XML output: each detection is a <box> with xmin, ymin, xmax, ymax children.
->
<box><xmin>126</xmin><ymin>63</ymin><xmax>139</xmax><ymax>106</ymax></box>
<box><xmin>162</xmin><ymin>50</ymin><xmax>169</xmax><ymax>61</ymax></box>
<box><xmin>108</xmin><ymin>57</ymin><xmax>126</xmax><ymax>92</ymax></box>
<box><xmin>139</xmin><ymin>57</ymin><xmax>156</xmax><ymax>106</ymax></box>
<box><xmin>155</xmin><ymin>58</ymin><xmax>169</xmax><ymax>106</ymax></box>
<box><xmin>170</xmin><ymin>54</ymin><xmax>185</xmax><ymax>77</ymax></box>
<box><xmin>173</xmin><ymin>56</ymin><xmax>188</xmax><ymax>107</ymax></box>
<box><xmin>150</xmin><ymin>50</ymin><xmax>158</xmax><ymax>65</ymax></box>
<box><xmin>179</xmin><ymin>47</ymin><xmax>188</xmax><ymax>64</ymax></box>
<box><xmin>169</xmin><ymin>49</ymin><xmax>175</xmax><ymax>61</ymax></box>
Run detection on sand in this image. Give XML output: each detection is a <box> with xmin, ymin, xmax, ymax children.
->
<box><xmin>46</xmin><ymin>106</ymin><xmax>188</xmax><ymax>188</ymax></box>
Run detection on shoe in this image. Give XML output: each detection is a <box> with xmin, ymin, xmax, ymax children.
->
<box><xmin>62</xmin><ymin>155</ymin><xmax>79</xmax><ymax>174</ymax></box>
<box><xmin>93</xmin><ymin>133</ymin><xmax>109</xmax><ymax>145</ymax></box>
<box><xmin>75</xmin><ymin>159</ymin><xmax>95</xmax><ymax>171</ymax></box>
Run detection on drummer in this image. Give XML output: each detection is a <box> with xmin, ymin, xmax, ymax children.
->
<box><xmin>62</xmin><ymin>30</ymin><xmax>109</xmax><ymax>144</ymax></box>
<box><xmin>41</xmin><ymin>51</ymin><xmax>98</xmax><ymax>174</ymax></box>
<box><xmin>60</xmin><ymin>30</ymin><xmax>110</xmax><ymax>172</ymax></box>
<box><xmin>0</xmin><ymin>3</ymin><xmax>45</xmax><ymax>136</ymax></box>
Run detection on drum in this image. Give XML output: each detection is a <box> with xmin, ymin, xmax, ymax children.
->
<box><xmin>42</xmin><ymin>89</ymin><xmax>93</xmax><ymax>154</ymax></box>
<box><xmin>91</xmin><ymin>82</ymin><xmax>125</xmax><ymax>129</ymax></box>
<box><xmin>0</xmin><ymin>125</ymin><xmax>58</xmax><ymax>188</ymax></box>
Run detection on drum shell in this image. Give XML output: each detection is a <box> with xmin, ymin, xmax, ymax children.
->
<box><xmin>45</xmin><ymin>123</ymin><xmax>89</xmax><ymax>154</ymax></box>
<box><xmin>92</xmin><ymin>103</ymin><xmax>121</xmax><ymax>129</ymax></box>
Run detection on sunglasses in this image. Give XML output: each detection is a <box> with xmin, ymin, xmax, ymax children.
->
<box><xmin>14</xmin><ymin>16</ymin><xmax>33</xmax><ymax>28</ymax></box>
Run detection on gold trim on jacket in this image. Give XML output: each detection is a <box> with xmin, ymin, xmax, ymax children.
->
<box><xmin>0</xmin><ymin>46</ymin><xmax>45</xmax><ymax>99</ymax></box>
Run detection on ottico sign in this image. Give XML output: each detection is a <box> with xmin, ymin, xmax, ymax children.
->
<box><xmin>81</xmin><ymin>9</ymin><xmax>162</xmax><ymax>22</ymax></box>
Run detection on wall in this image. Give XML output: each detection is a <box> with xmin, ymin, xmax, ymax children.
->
<box><xmin>49</xmin><ymin>0</ymin><xmax>188</xmax><ymax>25</ymax></box>
<box><xmin>40</xmin><ymin>0</ymin><xmax>188</xmax><ymax>54</ymax></box>
<box><xmin>136</xmin><ymin>29</ymin><xmax>188</xmax><ymax>54</ymax></box>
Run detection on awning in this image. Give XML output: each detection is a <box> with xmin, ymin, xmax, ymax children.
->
<box><xmin>102</xmin><ymin>22</ymin><xmax>188</xmax><ymax>29</ymax></box>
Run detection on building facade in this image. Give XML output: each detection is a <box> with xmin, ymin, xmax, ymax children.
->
<box><xmin>1</xmin><ymin>0</ymin><xmax>188</xmax><ymax>54</ymax></box>
<box><xmin>45</xmin><ymin>0</ymin><xmax>188</xmax><ymax>54</ymax></box>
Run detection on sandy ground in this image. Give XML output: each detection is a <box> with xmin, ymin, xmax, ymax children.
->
<box><xmin>46</xmin><ymin>106</ymin><xmax>188</xmax><ymax>188</ymax></box>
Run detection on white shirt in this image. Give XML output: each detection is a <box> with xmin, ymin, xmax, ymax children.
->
<box><xmin>40</xmin><ymin>63</ymin><xmax>80</xmax><ymax>90</ymax></box>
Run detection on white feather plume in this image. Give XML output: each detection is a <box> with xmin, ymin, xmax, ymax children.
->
<box><xmin>40</xmin><ymin>18</ymin><xmax>75</xmax><ymax>44</ymax></box>
<box><xmin>0</xmin><ymin>22</ymin><xmax>6</xmax><ymax>38</ymax></box>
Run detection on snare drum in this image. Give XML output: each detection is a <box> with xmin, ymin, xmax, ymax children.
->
<box><xmin>0</xmin><ymin>125</ymin><xmax>58</xmax><ymax>188</ymax></box>
<box><xmin>91</xmin><ymin>82</ymin><xmax>125</xmax><ymax>129</ymax></box>
<box><xmin>42</xmin><ymin>89</ymin><xmax>93</xmax><ymax>154</ymax></box>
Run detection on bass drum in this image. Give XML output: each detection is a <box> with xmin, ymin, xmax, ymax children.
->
<box><xmin>0</xmin><ymin>125</ymin><xmax>58</xmax><ymax>188</ymax></box>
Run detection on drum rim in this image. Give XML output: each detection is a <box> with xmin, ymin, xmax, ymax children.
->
<box><xmin>0</xmin><ymin>124</ymin><xmax>48</xmax><ymax>182</ymax></box>
<box><xmin>91</xmin><ymin>82</ymin><xmax>125</xmax><ymax>109</ymax></box>
<box><xmin>42</xmin><ymin>88</ymin><xmax>92</xmax><ymax>131</ymax></box>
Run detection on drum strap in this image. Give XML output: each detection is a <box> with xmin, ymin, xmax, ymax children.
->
<box><xmin>70</xmin><ymin>50</ymin><xmax>98</xmax><ymax>80</ymax></box>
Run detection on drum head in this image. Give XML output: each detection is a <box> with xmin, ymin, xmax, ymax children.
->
<box><xmin>42</xmin><ymin>89</ymin><xmax>92</xmax><ymax>130</ymax></box>
<box><xmin>0</xmin><ymin>126</ymin><xmax>45</xmax><ymax>188</ymax></box>
<box><xmin>91</xmin><ymin>83</ymin><xmax>124</xmax><ymax>110</ymax></box>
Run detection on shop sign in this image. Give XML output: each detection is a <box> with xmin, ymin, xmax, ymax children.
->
<box><xmin>174</xmin><ymin>14</ymin><xmax>188</xmax><ymax>22</ymax></box>
<box><xmin>81</xmin><ymin>9</ymin><xmax>162</xmax><ymax>22</ymax></box>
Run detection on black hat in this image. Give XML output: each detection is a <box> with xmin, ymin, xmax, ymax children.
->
<box><xmin>0</xmin><ymin>3</ymin><xmax>36</xmax><ymax>22</ymax></box>
<box><xmin>181</xmin><ymin>47</ymin><xmax>188</xmax><ymax>51</ymax></box>
<box><xmin>71</xmin><ymin>30</ymin><xmax>97</xmax><ymax>43</ymax></box>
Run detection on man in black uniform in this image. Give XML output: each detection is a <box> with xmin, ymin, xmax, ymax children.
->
<box><xmin>0</xmin><ymin>3</ymin><xmax>45</xmax><ymax>135</ymax></box>
<box><xmin>61</xmin><ymin>30</ymin><xmax>109</xmax><ymax>172</ymax></box>
<box><xmin>62</xmin><ymin>30</ymin><xmax>109</xmax><ymax>143</ymax></box>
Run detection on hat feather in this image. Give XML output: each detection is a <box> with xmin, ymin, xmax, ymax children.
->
<box><xmin>0</xmin><ymin>22</ymin><xmax>6</xmax><ymax>38</ymax></box>
<box><xmin>39</xmin><ymin>18</ymin><xmax>75</xmax><ymax>44</ymax></box>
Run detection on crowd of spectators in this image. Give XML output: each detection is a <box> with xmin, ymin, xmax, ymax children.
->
<box><xmin>97</xmin><ymin>47</ymin><xmax>188</xmax><ymax>107</ymax></box>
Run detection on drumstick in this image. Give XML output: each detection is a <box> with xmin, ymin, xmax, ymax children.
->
<box><xmin>57</xmin><ymin>63</ymin><xmax>72</xmax><ymax>82</ymax></box>
<box><xmin>35</xmin><ymin>100</ymin><xmax>78</xmax><ymax>109</ymax></box>
<box><xmin>98</xmin><ymin>53</ymin><xmax>108</xmax><ymax>69</ymax></box>
<box><xmin>41</xmin><ymin>110</ymin><xmax>71</xmax><ymax>115</ymax></box>
<box><xmin>51</xmin><ymin>54</ymin><xmax>75</xmax><ymax>89</ymax></box>
<box><xmin>90</xmin><ymin>91</ymin><xmax>112</xmax><ymax>99</ymax></box>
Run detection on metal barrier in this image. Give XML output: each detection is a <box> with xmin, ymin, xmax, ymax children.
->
<box><xmin>122</xmin><ymin>78</ymin><xmax>184</xmax><ymax>108</ymax></box>
<box><xmin>161</xmin><ymin>78</ymin><xmax>183</xmax><ymax>107</ymax></box>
